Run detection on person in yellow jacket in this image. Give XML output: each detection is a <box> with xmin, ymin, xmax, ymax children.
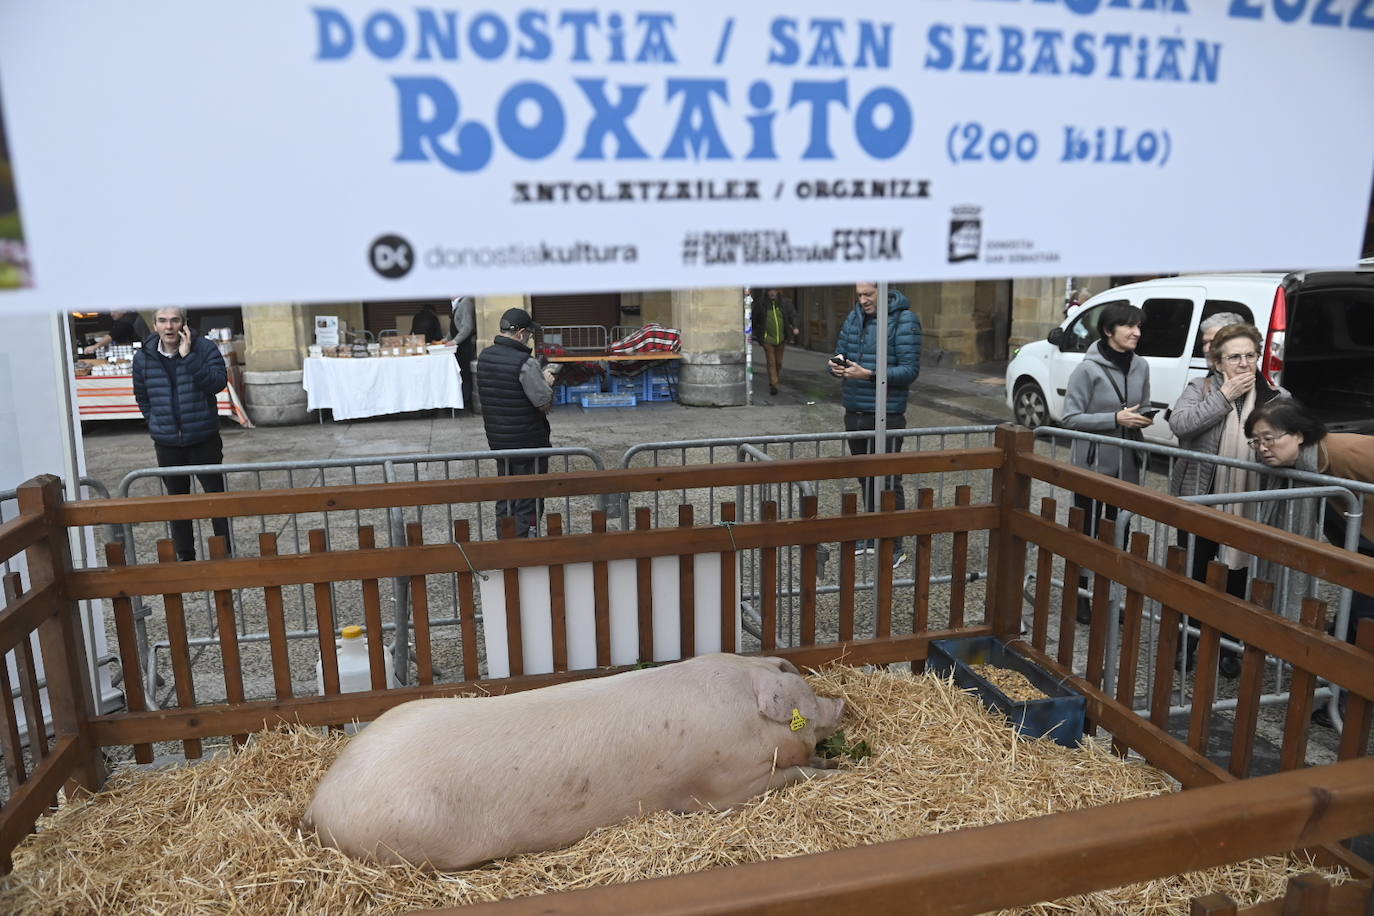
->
<box><xmin>750</xmin><ymin>288</ymin><xmax>799</xmax><ymax>396</ymax></box>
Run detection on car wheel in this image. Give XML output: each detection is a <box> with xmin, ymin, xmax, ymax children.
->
<box><xmin>1012</xmin><ymin>380</ymin><xmax>1049</xmax><ymax>428</ymax></box>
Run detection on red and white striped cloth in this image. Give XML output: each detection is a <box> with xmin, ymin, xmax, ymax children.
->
<box><xmin>608</xmin><ymin>323</ymin><xmax>681</xmax><ymax>354</ymax></box>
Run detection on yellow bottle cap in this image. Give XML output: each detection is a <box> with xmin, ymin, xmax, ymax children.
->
<box><xmin>341</xmin><ymin>625</ymin><xmax>363</xmax><ymax>639</ymax></box>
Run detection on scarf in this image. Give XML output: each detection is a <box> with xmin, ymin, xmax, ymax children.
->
<box><xmin>1214</xmin><ymin>383</ymin><xmax>1258</xmax><ymax>569</ymax></box>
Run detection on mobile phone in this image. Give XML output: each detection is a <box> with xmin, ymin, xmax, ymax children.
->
<box><xmin>1138</xmin><ymin>407</ymin><xmax>1161</xmax><ymax>419</ymax></box>
<box><xmin>830</xmin><ymin>355</ymin><xmax>850</xmax><ymax>367</ymax></box>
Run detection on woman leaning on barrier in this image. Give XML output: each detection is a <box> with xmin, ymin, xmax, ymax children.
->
<box><xmin>1062</xmin><ymin>302</ymin><xmax>1153</xmax><ymax>622</ymax></box>
<box><xmin>1244</xmin><ymin>400</ymin><xmax>1374</xmax><ymax>649</ymax></box>
<box><xmin>1169</xmin><ymin>323</ymin><xmax>1288</xmax><ymax>595</ymax></box>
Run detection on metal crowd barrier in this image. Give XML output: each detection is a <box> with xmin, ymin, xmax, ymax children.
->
<box><xmin>1031</xmin><ymin>426</ymin><xmax>1370</xmax><ymax>733</ymax></box>
<box><xmin>622</xmin><ymin>426</ymin><xmax>1001</xmax><ymax>650</ymax></box>
<box><xmin>539</xmin><ymin>325</ymin><xmax>607</xmax><ymax>353</ymax></box>
<box><xmin>113</xmin><ymin>447</ymin><xmax>605</xmax><ymax>704</ymax></box>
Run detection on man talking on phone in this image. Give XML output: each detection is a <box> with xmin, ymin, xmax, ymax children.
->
<box><xmin>828</xmin><ymin>281</ymin><xmax>922</xmax><ymax>566</ymax></box>
<box><xmin>132</xmin><ymin>306</ymin><xmax>232</xmax><ymax>561</ymax></box>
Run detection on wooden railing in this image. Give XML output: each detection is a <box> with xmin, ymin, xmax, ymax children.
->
<box><xmin>1</xmin><ymin>426</ymin><xmax>1371</xmax><ymax>912</ymax></box>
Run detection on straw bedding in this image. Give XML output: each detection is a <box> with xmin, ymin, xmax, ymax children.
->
<box><xmin>0</xmin><ymin>664</ymin><xmax>1345</xmax><ymax>914</ymax></box>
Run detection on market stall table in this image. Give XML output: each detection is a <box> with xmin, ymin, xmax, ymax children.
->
<box><xmin>302</xmin><ymin>353</ymin><xmax>464</xmax><ymax>421</ymax></box>
<box><xmin>75</xmin><ymin>371</ymin><xmax>252</xmax><ymax>427</ymax></box>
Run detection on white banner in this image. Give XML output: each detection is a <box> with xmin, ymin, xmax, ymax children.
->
<box><xmin>0</xmin><ymin>0</ymin><xmax>1372</xmax><ymax>312</ymax></box>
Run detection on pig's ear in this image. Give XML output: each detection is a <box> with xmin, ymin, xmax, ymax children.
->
<box><xmin>769</xmin><ymin>657</ymin><xmax>802</xmax><ymax>677</ymax></box>
<box><xmin>752</xmin><ymin>669</ymin><xmax>808</xmax><ymax>725</ymax></box>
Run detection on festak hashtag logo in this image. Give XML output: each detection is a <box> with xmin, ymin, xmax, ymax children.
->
<box><xmin>369</xmin><ymin>234</ymin><xmax>414</xmax><ymax>279</ymax></box>
<box><xmin>681</xmin><ymin>233</ymin><xmax>702</xmax><ymax>265</ymax></box>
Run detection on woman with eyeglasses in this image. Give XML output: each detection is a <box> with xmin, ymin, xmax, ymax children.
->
<box><xmin>1243</xmin><ymin>400</ymin><xmax>1374</xmax><ymax>655</ymax></box>
<box><xmin>1170</xmin><ymin>323</ymin><xmax>1287</xmax><ymax>593</ymax></box>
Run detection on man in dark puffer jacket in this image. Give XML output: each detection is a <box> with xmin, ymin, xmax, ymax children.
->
<box><xmin>828</xmin><ymin>282</ymin><xmax>923</xmax><ymax>566</ymax></box>
<box><xmin>475</xmin><ymin>307</ymin><xmax>556</xmax><ymax>537</ymax></box>
<box><xmin>132</xmin><ymin>307</ymin><xmax>231</xmax><ymax>560</ymax></box>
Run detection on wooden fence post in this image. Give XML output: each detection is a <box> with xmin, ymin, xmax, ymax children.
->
<box><xmin>986</xmin><ymin>424</ymin><xmax>1034</xmax><ymax>640</ymax></box>
<box><xmin>15</xmin><ymin>475</ymin><xmax>106</xmax><ymax>793</ymax></box>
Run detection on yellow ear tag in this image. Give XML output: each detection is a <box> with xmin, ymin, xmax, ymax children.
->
<box><xmin>790</xmin><ymin>708</ymin><xmax>807</xmax><ymax>731</ymax></box>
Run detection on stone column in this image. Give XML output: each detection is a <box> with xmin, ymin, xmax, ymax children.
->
<box><xmin>672</xmin><ymin>287</ymin><xmax>745</xmax><ymax>407</ymax></box>
<box><xmin>241</xmin><ymin>302</ymin><xmax>363</xmax><ymax>426</ymax></box>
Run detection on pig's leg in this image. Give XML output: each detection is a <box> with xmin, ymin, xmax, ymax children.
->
<box><xmin>807</xmin><ymin>754</ymin><xmax>840</xmax><ymax>770</ymax></box>
<box><xmin>766</xmin><ymin>765</ymin><xmax>840</xmax><ymax>791</ymax></box>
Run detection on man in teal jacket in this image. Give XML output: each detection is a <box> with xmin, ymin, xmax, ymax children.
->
<box><xmin>828</xmin><ymin>281</ymin><xmax>922</xmax><ymax>565</ymax></box>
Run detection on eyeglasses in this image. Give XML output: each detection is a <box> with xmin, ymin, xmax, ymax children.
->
<box><xmin>1247</xmin><ymin>432</ymin><xmax>1292</xmax><ymax>450</ymax></box>
<box><xmin>1220</xmin><ymin>351</ymin><xmax>1259</xmax><ymax>364</ymax></box>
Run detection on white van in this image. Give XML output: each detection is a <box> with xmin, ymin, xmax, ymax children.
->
<box><xmin>1005</xmin><ymin>267</ymin><xmax>1374</xmax><ymax>442</ymax></box>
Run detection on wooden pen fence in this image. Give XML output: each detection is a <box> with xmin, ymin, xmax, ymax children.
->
<box><xmin>0</xmin><ymin>424</ymin><xmax>1371</xmax><ymax>913</ymax></box>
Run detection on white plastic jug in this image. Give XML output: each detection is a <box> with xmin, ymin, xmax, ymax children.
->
<box><xmin>316</xmin><ymin>624</ymin><xmax>399</xmax><ymax>695</ymax></box>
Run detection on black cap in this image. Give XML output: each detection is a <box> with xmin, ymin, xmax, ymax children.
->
<box><xmin>500</xmin><ymin>307</ymin><xmax>540</xmax><ymax>332</ymax></box>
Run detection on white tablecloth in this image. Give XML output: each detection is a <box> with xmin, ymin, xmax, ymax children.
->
<box><xmin>302</xmin><ymin>354</ymin><xmax>463</xmax><ymax>420</ymax></box>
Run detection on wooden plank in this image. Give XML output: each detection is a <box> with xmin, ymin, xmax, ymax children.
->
<box><xmin>0</xmin><ymin>513</ymin><xmax>45</xmax><ymax>567</ymax></box>
<box><xmin>1230</xmin><ymin>578</ymin><xmax>1274</xmax><ymax>780</ymax></box>
<box><xmin>88</xmin><ymin>631</ymin><xmax>983</xmax><ymax>743</ymax></box>
<box><xmin>677</xmin><ymin>506</ymin><xmax>695</xmax><ymax>660</ymax></box>
<box><xmin>1057</xmin><ymin>506</ymin><xmax>1086</xmax><ymax>670</ymax></box>
<box><xmin>452</xmin><ymin>520</ymin><xmax>481</xmax><ymax>681</ymax></box>
<box><xmin>1189</xmin><ymin>561</ymin><xmax>1230</xmax><ymax>756</ymax></box>
<box><xmin>418</xmin><ymin>756</ymin><xmax>1374</xmax><ymax>916</ymax></box>
<box><xmin>1113</xmin><ymin>532</ymin><xmax>1150</xmax><ymax>757</ymax></box>
<box><xmin>0</xmin><ymin>578</ymin><xmax>59</xmax><ymax>657</ymax></box>
<box><xmin>1279</xmin><ymin>872</ymin><xmax>1330</xmax><ymax>915</ymax></box>
<box><xmin>0</xmin><ymin>574</ymin><xmax>30</xmax><ymax>787</ymax></box>
<box><xmin>1151</xmin><ymin>546</ymin><xmax>1188</xmax><ymax>731</ymax></box>
<box><xmin>590</xmin><ymin>512</ymin><xmax>612</xmax><ymax>666</ymax></box>
<box><xmin>0</xmin><ymin>737</ymin><xmax>80</xmax><ymax>876</ymax></box>
<box><xmin>799</xmin><ymin>496</ymin><xmax>818</xmax><ymax>647</ymax></box>
<box><xmin>1011</xmin><ymin>510</ymin><xmax>1374</xmax><ymax>699</ymax></box>
<box><xmin>875</xmin><ymin>489</ymin><xmax>896</xmax><ymax>639</ymax></box>
<box><xmin>357</xmin><ymin>526</ymin><xmax>389</xmax><ymax>691</ymax></box>
<box><xmin>1337</xmin><ymin>621</ymin><xmax>1373</xmax><ymax>762</ymax></box>
<box><xmin>948</xmin><ymin>485</ymin><xmax>971</xmax><ymax>629</ymax></box>
<box><xmin>309</xmin><ymin>529</ymin><xmax>339</xmax><ymax>696</ymax></box>
<box><xmin>1190</xmin><ymin>893</ymin><xmax>1238</xmax><ymax>915</ymax></box>
<box><xmin>499</xmin><ymin>516</ymin><xmax>524</xmax><ymax>677</ymax></box>
<box><xmin>1014</xmin><ymin>640</ymin><xmax>1232</xmax><ymax>788</ymax></box>
<box><xmin>719</xmin><ymin>503</ymin><xmax>736</xmax><ymax>655</ymax></box>
<box><xmin>208</xmin><ymin>536</ymin><xmax>247</xmax><ymax>747</ymax></box>
<box><xmin>15</xmin><ymin>624</ymin><xmax>46</xmax><ymax>762</ymax></box>
<box><xmin>1031</xmin><ymin>498</ymin><xmax>1057</xmax><ymax>652</ymax></box>
<box><xmin>634</xmin><ymin>507</ymin><xmax>653</xmax><ymax>663</ymax></box>
<box><xmin>912</xmin><ymin>488</ymin><xmax>935</xmax><ymax>643</ymax></box>
<box><xmin>156</xmin><ymin>539</ymin><xmax>201</xmax><ymax>759</ymax></box>
<box><xmin>546</xmin><ymin>514</ymin><xmax>568</xmax><ymax>673</ymax></box>
<box><xmin>1279</xmin><ymin>598</ymin><xmax>1327</xmax><ymax>772</ymax></box>
<box><xmin>62</xmin><ymin>449</ymin><xmax>1005</xmax><ymax>526</ymax></box>
<box><xmin>986</xmin><ymin>425</ymin><xmax>1035</xmax><ymax>641</ymax></box>
<box><xmin>1013</xmin><ymin>453</ymin><xmax>1374</xmax><ymax>597</ymax></box>
<box><xmin>67</xmin><ymin>506</ymin><xmax>1000</xmax><ymax>600</ymax></box>
<box><xmin>405</xmin><ymin>524</ymin><xmax>434</xmax><ymax>686</ymax></box>
<box><xmin>103</xmin><ymin>542</ymin><xmax>152</xmax><ymax>764</ymax></box>
<box><xmin>839</xmin><ymin>493</ymin><xmax>857</xmax><ymax>644</ymax></box>
<box><xmin>1085</xmin><ymin>518</ymin><xmax>1117</xmax><ymax>698</ymax></box>
<box><xmin>760</xmin><ymin>501</ymin><xmax>778</xmax><ymax>652</ymax></box>
<box><xmin>257</xmin><ymin>533</ymin><xmax>294</xmax><ymax>699</ymax></box>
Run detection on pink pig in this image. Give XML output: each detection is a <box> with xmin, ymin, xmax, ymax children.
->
<box><xmin>302</xmin><ymin>653</ymin><xmax>845</xmax><ymax>870</ymax></box>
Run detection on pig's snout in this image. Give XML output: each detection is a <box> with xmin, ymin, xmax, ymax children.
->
<box><xmin>813</xmin><ymin>697</ymin><xmax>845</xmax><ymax>740</ymax></box>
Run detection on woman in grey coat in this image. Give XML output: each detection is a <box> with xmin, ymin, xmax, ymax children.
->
<box><xmin>1169</xmin><ymin>322</ymin><xmax>1286</xmax><ymax>587</ymax></box>
<box><xmin>1061</xmin><ymin>302</ymin><xmax>1154</xmax><ymax>620</ymax></box>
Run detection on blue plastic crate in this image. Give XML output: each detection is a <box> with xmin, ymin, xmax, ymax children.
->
<box><xmin>927</xmin><ymin>636</ymin><xmax>1085</xmax><ymax>748</ymax></box>
<box><xmin>608</xmin><ymin>372</ymin><xmax>640</xmax><ymax>395</ymax></box>
<box><xmin>640</xmin><ymin>365</ymin><xmax>679</xmax><ymax>402</ymax></box>
<box><xmin>556</xmin><ymin>380</ymin><xmax>601</xmax><ymax>406</ymax></box>
<box><xmin>581</xmin><ymin>392</ymin><xmax>637</xmax><ymax>408</ymax></box>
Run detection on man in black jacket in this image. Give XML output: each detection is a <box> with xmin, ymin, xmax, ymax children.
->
<box><xmin>475</xmin><ymin>308</ymin><xmax>556</xmax><ymax>537</ymax></box>
<box><xmin>131</xmin><ymin>306</ymin><xmax>232</xmax><ymax>560</ymax></box>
